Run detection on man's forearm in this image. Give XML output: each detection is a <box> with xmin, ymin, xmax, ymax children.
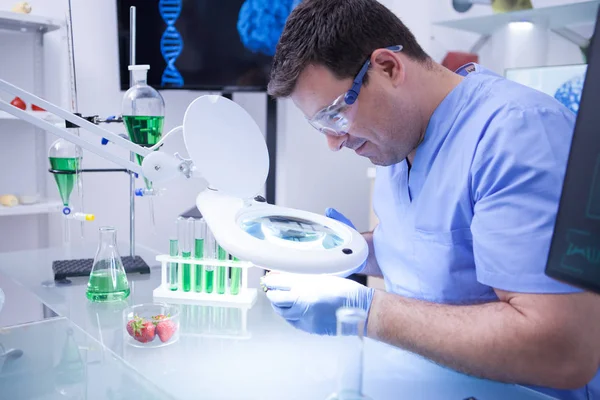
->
<box><xmin>367</xmin><ymin>291</ymin><xmax>593</xmax><ymax>389</ymax></box>
<box><xmin>361</xmin><ymin>231</ymin><xmax>382</xmax><ymax>277</ymax></box>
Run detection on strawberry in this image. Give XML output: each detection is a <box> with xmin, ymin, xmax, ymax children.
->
<box><xmin>156</xmin><ymin>319</ymin><xmax>177</xmax><ymax>343</ymax></box>
<box><xmin>10</xmin><ymin>97</ymin><xmax>26</xmax><ymax>110</ymax></box>
<box><xmin>126</xmin><ymin>316</ymin><xmax>155</xmax><ymax>343</ymax></box>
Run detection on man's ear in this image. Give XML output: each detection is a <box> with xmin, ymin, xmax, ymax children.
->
<box><xmin>371</xmin><ymin>48</ymin><xmax>404</xmax><ymax>87</ymax></box>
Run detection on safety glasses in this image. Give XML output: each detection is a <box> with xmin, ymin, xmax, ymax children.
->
<box><xmin>306</xmin><ymin>45</ymin><xmax>403</xmax><ymax>137</ymax></box>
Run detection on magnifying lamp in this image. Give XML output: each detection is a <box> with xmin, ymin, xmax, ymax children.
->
<box><xmin>0</xmin><ymin>80</ymin><xmax>368</xmax><ymax>276</ymax></box>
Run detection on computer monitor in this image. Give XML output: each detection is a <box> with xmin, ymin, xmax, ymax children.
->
<box><xmin>505</xmin><ymin>64</ymin><xmax>587</xmax><ymax>115</ymax></box>
<box><xmin>545</xmin><ymin>11</ymin><xmax>600</xmax><ymax>293</ymax></box>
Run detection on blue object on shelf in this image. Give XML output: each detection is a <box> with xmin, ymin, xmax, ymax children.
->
<box><xmin>101</xmin><ymin>138</ymin><xmax>109</xmax><ymax>145</ymax></box>
<box><xmin>62</xmin><ymin>207</ymin><xmax>71</xmax><ymax>216</ymax></box>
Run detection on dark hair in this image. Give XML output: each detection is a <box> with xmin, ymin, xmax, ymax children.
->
<box><xmin>268</xmin><ymin>0</ymin><xmax>430</xmax><ymax>97</ymax></box>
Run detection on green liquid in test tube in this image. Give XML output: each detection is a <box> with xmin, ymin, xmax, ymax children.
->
<box><xmin>194</xmin><ymin>218</ymin><xmax>207</xmax><ymax>293</ymax></box>
<box><xmin>178</xmin><ymin>217</ymin><xmax>194</xmax><ymax>292</ymax></box>
<box><xmin>217</xmin><ymin>245</ymin><xmax>227</xmax><ymax>294</ymax></box>
<box><xmin>230</xmin><ymin>256</ymin><xmax>241</xmax><ymax>295</ymax></box>
<box><xmin>169</xmin><ymin>238</ymin><xmax>178</xmax><ymax>291</ymax></box>
<box><xmin>204</xmin><ymin>228</ymin><xmax>216</xmax><ymax>294</ymax></box>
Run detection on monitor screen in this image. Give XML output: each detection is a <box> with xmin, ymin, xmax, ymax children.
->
<box><xmin>116</xmin><ymin>0</ymin><xmax>293</xmax><ymax>91</ymax></box>
<box><xmin>505</xmin><ymin>64</ymin><xmax>587</xmax><ymax>114</ymax></box>
<box><xmin>545</xmin><ymin>16</ymin><xmax>600</xmax><ymax>293</ymax></box>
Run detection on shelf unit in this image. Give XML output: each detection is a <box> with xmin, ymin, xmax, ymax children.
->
<box><xmin>0</xmin><ymin>11</ymin><xmax>65</xmax><ymax>245</ymax></box>
<box><xmin>0</xmin><ymin>200</ymin><xmax>62</xmax><ymax>217</ymax></box>
<box><xmin>0</xmin><ymin>10</ymin><xmax>61</xmax><ymax>33</ymax></box>
<box><xmin>0</xmin><ymin>110</ymin><xmax>64</xmax><ymax>126</ymax></box>
<box><xmin>434</xmin><ymin>1</ymin><xmax>599</xmax><ymax>54</ymax></box>
<box><xmin>434</xmin><ymin>1</ymin><xmax>600</xmax><ymax>35</ymax></box>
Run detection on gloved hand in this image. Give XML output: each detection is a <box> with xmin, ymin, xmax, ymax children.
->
<box><xmin>326</xmin><ymin>207</ymin><xmax>367</xmax><ymax>276</ymax></box>
<box><xmin>263</xmin><ymin>273</ymin><xmax>374</xmax><ymax>335</ymax></box>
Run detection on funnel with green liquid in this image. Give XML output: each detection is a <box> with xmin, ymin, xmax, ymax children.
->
<box><xmin>122</xmin><ymin>65</ymin><xmax>165</xmax><ymax>189</ymax></box>
<box><xmin>48</xmin><ymin>139</ymin><xmax>82</xmax><ymax>208</ymax></box>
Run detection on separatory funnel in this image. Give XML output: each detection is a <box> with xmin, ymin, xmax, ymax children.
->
<box><xmin>86</xmin><ymin>227</ymin><xmax>130</xmax><ymax>302</ymax></box>
<box><xmin>122</xmin><ymin>64</ymin><xmax>165</xmax><ymax>189</ymax></box>
<box><xmin>48</xmin><ymin>138</ymin><xmax>82</xmax><ymax>211</ymax></box>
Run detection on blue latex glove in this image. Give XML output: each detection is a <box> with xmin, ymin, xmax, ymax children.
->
<box><xmin>326</xmin><ymin>207</ymin><xmax>367</xmax><ymax>275</ymax></box>
<box><xmin>263</xmin><ymin>273</ymin><xmax>375</xmax><ymax>335</ymax></box>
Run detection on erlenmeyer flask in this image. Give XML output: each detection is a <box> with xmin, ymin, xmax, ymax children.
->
<box><xmin>326</xmin><ymin>307</ymin><xmax>371</xmax><ymax>400</ymax></box>
<box><xmin>86</xmin><ymin>227</ymin><xmax>130</xmax><ymax>302</ymax></box>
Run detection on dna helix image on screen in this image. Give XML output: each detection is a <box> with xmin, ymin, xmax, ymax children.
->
<box><xmin>159</xmin><ymin>0</ymin><xmax>184</xmax><ymax>87</ymax></box>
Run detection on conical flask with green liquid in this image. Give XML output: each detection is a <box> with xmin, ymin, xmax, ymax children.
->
<box><xmin>122</xmin><ymin>64</ymin><xmax>165</xmax><ymax>189</ymax></box>
<box><xmin>48</xmin><ymin>139</ymin><xmax>82</xmax><ymax>208</ymax></box>
<box><xmin>86</xmin><ymin>227</ymin><xmax>130</xmax><ymax>302</ymax></box>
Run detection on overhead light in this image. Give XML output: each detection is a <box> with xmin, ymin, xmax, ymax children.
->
<box><xmin>509</xmin><ymin>21</ymin><xmax>535</xmax><ymax>31</ymax></box>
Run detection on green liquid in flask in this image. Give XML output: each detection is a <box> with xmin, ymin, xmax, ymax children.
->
<box><xmin>86</xmin><ymin>269</ymin><xmax>130</xmax><ymax>302</ymax></box>
<box><xmin>194</xmin><ymin>239</ymin><xmax>204</xmax><ymax>292</ymax></box>
<box><xmin>182</xmin><ymin>251</ymin><xmax>191</xmax><ymax>292</ymax></box>
<box><xmin>123</xmin><ymin>115</ymin><xmax>164</xmax><ymax>188</ymax></box>
<box><xmin>49</xmin><ymin>157</ymin><xmax>79</xmax><ymax>206</ymax></box>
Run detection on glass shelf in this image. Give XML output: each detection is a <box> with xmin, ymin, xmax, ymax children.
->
<box><xmin>0</xmin><ymin>10</ymin><xmax>61</xmax><ymax>33</ymax></box>
<box><xmin>434</xmin><ymin>1</ymin><xmax>600</xmax><ymax>35</ymax></box>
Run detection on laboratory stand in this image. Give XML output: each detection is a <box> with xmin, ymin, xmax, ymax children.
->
<box><xmin>0</xmin><ymin>243</ymin><xmax>558</xmax><ymax>400</ymax></box>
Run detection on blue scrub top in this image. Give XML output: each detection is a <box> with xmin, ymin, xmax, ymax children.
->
<box><xmin>372</xmin><ymin>63</ymin><xmax>598</xmax><ymax>400</ymax></box>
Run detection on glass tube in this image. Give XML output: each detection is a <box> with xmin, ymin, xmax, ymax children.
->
<box><xmin>204</xmin><ymin>228</ymin><xmax>216</xmax><ymax>294</ymax></box>
<box><xmin>168</xmin><ymin>219</ymin><xmax>179</xmax><ymax>291</ymax></box>
<box><xmin>230</xmin><ymin>256</ymin><xmax>241</xmax><ymax>295</ymax></box>
<box><xmin>178</xmin><ymin>217</ymin><xmax>193</xmax><ymax>292</ymax></box>
<box><xmin>194</xmin><ymin>218</ymin><xmax>207</xmax><ymax>293</ymax></box>
<box><xmin>216</xmin><ymin>245</ymin><xmax>227</xmax><ymax>294</ymax></box>
<box><xmin>326</xmin><ymin>307</ymin><xmax>371</xmax><ymax>400</ymax></box>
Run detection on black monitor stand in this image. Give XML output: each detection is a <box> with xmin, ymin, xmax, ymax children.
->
<box><xmin>545</xmin><ymin>10</ymin><xmax>600</xmax><ymax>294</ymax></box>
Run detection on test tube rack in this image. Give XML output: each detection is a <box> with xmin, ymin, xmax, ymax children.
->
<box><xmin>178</xmin><ymin>304</ymin><xmax>252</xmax><ymax>340</ymax></box>
<box><xmin>153</xmin><ymin>255</ymin><xmax>258</xmax><ymax>307</ymax></box>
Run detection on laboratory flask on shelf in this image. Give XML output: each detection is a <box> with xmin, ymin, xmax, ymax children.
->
<box><xmin>326</xmin><ymin>307</ymin><xmax>371</xmax><ymax>400</ymax></box>
<box><xmin>86</xmin><ymin>227</ymin><xmax>130</xmax><ymax>302</ymax></box>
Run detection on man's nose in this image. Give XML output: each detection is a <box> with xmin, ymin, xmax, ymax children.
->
<box><xmin>326</xmin><ymin>134</ymin><xmax>346</xmax><ymax>151</ymax></box>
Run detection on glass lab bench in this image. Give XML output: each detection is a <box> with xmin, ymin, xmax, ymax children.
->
<box><xmin>0</xmin><ymin>243</ymin><xmax>557</xmax><ymax>400</ymax></box>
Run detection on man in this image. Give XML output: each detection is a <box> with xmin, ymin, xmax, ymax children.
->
<box><xmin>261</xmin><ymin>0</ymin><xmax>600</xmax><ymax>398</ymax></box>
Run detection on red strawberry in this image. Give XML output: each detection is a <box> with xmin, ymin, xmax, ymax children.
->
<box><xmin>10</xmin><ymin>97</ymin><xmax>26</xmax><ymax>110</ymax></box>
<box><xmin>156</xmin><ymin>320</ymin><xmax>177</xmax><ymax>343</ymax></box>
<box><xmin>126</xmin><ymin>316</ymin><xmax>155</xmax><ymax>343</ymax></box>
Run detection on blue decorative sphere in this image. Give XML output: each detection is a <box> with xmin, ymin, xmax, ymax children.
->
<box><xmin>554</xmin><ymin>74</ymin><xmax>585</xmax><ymax>114</ymax></box>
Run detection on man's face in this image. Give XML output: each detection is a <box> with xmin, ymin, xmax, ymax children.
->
<box><xmin>291</xmin><ymin>63</ymin><xmax>420</xmax><ymax>166</ymax></box>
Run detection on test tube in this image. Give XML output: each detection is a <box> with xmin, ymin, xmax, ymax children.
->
<box><xmin>230</xmin><ymin>256</ymin><xmax>241</xmax><ymax>295</ymax></box>
<box><xmin>194</xmin><ymin>218</ymin><xmax>206</xmax><ymax>293</ymax></box>
<box><xmin>204</xmin><ymin>228</ymin><xmax>216</xmax><ymax>293</ymax></box>
<box><xmin>217</xmin><ymin>245</ymin><xmax>228</xmax><ymax>294</ymax></box>
<box><xmin>178</xmin><ymin>217</ymin><xmax>194</xmax><ymax>292</ymax></box>
<box><xmin>168</xmin><ymin>220</ymin><xmax>179</xmax><ymax>291</ymax></box>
